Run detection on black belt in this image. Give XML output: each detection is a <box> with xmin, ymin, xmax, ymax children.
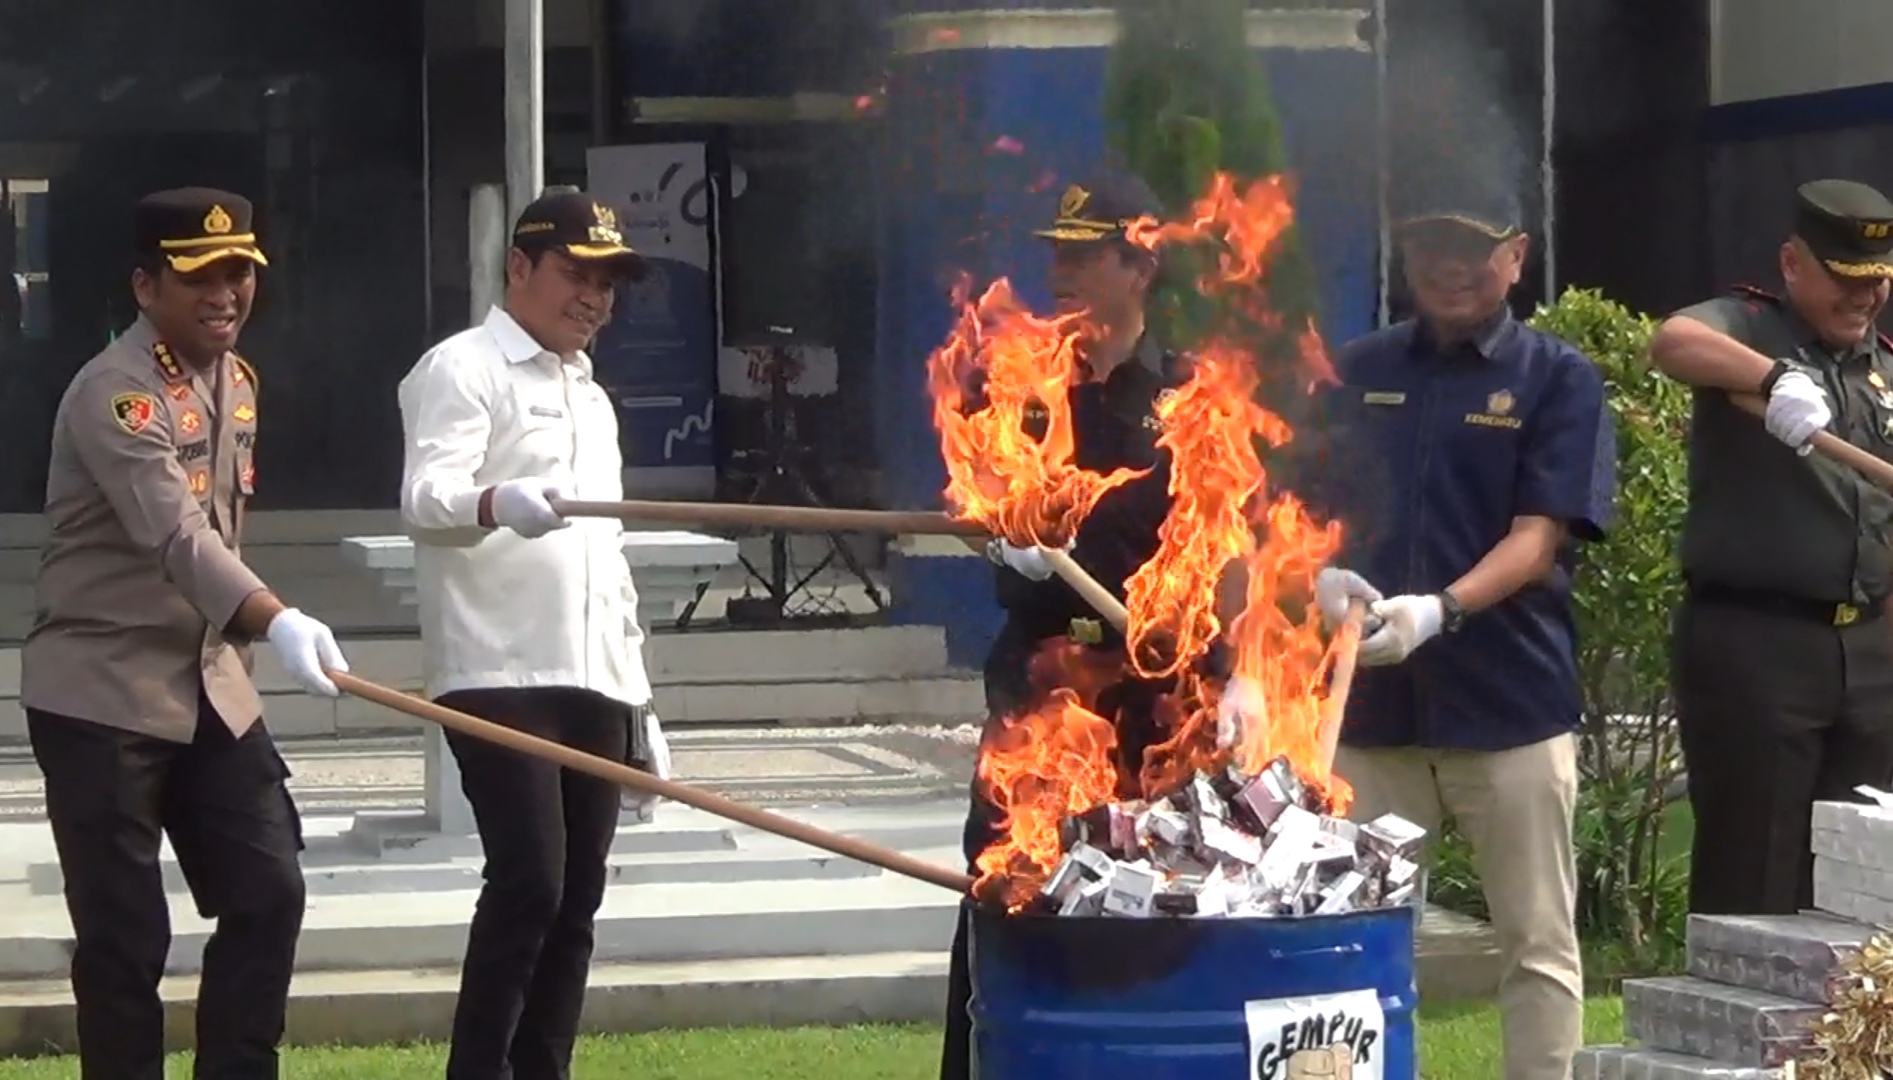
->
<box><xmin>1687</xmin><ymin>584</ymin><xmax>1883</xmax><ymax>627</ymax></box>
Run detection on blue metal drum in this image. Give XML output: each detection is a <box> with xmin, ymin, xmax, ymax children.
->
<box><xmin>969</xmin><ymin>907</ymin><xmax>1417</xmax><ymax>1080</ymax></box>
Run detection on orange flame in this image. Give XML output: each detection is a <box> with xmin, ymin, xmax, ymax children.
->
<box><xmin>927</xmin><ymin>276</ymin><xmax>1147</xmax><ymax>546</ymax></box>
<box><xmin>935</xmin><ymin>173</ymin><xmax>1359</xmax><ymax>908</ymax></box>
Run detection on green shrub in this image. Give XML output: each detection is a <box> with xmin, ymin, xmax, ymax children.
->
<box><xmin>1431</xmin><ymin>288</ymin><xmax>1694</xmax><ymax>983</ymax></box>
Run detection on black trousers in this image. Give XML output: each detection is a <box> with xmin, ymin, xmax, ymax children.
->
<box><xmin>440</xmin><ymin>686</ymin><xmax>631</xmax><ymax>1080</ymax></box>
<box><xmin>939</xmin><ymin>621</ymin><xmax>1168</xmax><ymax>1080</ymax></box>
<box><xmin>28</xmin><ymin>700</ymin><xmax>306</xmax><ymax>1080</ymax></box>
<box><xmin>1675</xmin><ymin>599</ymin><xmax>1893</xmax><ymax>915</ymax></box>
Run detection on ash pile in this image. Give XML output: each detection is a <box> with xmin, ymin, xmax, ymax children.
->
<box><xmin>1039</xmin><ymin>758</ymin><xmax>1426</xmax><ymax>919</ymax></box>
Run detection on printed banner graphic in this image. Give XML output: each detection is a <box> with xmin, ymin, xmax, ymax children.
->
<box><xmin>1245</xmin><ymin>988</ymin><xmax>1385</xmax><ymax>1080</ymax></box>
<box><xmin>587</xmin><ymin>143</ymin><xmax>718</xmax><ymax>480</ymax></box>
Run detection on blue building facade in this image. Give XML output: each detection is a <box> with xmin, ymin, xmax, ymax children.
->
<box><xmin>607</xmin><ymin>2</ymin><xmax>1383</xmax><ymax>661</ymax></box>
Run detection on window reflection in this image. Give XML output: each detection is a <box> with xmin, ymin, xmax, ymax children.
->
<box><xmin>0</xmin><ymin>0</ymin><xmax>426</xmax><ymax>512</ymax></box>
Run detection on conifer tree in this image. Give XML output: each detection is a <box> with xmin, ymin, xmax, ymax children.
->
<box><xmin>1104</xmin><ymin>0</ymin><xmax>1324</xmax><ymax>413</ymax></box>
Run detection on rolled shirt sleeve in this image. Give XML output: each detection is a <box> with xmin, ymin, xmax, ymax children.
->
<box><xmin>399</xmin><ymin>347</ymin><xmax>494</xmax><ymax>542</ymax></box>
<box><xmin>1515</xmin><ymin>352</ymin><xmax>1617</xmax><ymax>541</ymax></box>
<box><xmin>1671</xmin><ymin>295</ymin><xmax>1756</xmax><ymax>340</ymax></box>
<box><xmin>66</xmin><ymin>371</ymin><xmax>265</xmax><ymax>630</ymax></box>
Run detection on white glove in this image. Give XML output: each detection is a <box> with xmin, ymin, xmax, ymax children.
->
<box><xmin>623</xmin><ymin>709</ymin><xmax>672</xmax><ymax>822</ymax></box>
<box><xmin>1763</xmin><ymin>369</ymin><xmax>1832</xmax><ymax>455</ymax></box>
<box><xmin>985</xmin><ymin>537</ymin><xmax>1064</xmax><ymax>582</ymax></box>
<box><xmin>1314</xmin><ymin>567</ymin><xmax>1384</xmax><ymax>630</ymax></box>
<box><xmin>489</xmin><ymin>477</ymin><xmax>570</xmax><ymax>538</ymax></box>
<box><xmin>1214</xmin><ymin>675</ymin><xmax>1267</xmax><ymax>749</ymax></box>
<box><xmin>265</xmin><ymin>608</ymin><xmax>348</xmax><ymax>697</ymax></box>
<box><xmin>1358</xmin><ymin>595</ymin><xmax>1445</xmax><ymax>667</ymax></box>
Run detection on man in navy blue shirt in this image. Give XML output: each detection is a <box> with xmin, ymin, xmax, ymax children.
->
<box><xmin>1300</xmin><ymin>182</ymin><xmax>1615</xmax><ymax>1080</ymax></box>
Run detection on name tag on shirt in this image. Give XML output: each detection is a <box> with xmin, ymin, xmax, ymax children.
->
<box><xmin>1361</xmin><ymin>391</ymin><xmax>1406</xmax><ymax>406</ymax></box>
<box><xmin>528</xmin><ymin>405</ymin><xmax>565</xmax><ymax>419</ymax></box>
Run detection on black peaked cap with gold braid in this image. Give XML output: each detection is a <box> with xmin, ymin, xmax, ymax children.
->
<box><xmin>1796</xmin><ymin>179</ymin><xmax>1893</xmax><ymax>279</ymax></box>
<box><xmin>511</xmin><ymin>190</ymin><xmax>645</xmax><ymax>279</ymax></box>
<box><xmin>1034</xmin><ymin>173</ymin><xmax>1162</xmax><ymax>243</ymax></box>
<box><xmin>134</xmin><ymin>188</ymin><xmax>268</xmax><ymax>274</ymax></box>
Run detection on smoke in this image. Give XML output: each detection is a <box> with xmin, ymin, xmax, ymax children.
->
<box><xmin>1385</xmin><ymin>0</ymin><xmax>1541</xmax><ymax>223</ymax></box>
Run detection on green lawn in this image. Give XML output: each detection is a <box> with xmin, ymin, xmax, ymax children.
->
<box><xmin>0</xmin><ymin>999</ymin><xmax>1627</xmax><ymax>1079</ymax></box>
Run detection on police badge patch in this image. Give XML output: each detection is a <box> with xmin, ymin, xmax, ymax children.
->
<box><xmin>112</xmin><ymin>392</ymin><xmax>158</xmax><ymax>435</ymax></box>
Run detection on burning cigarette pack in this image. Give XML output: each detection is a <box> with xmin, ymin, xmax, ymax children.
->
<box><xmin>1036</xmin><ymin>757</ymin><xmax>1428</xmax><ymax>919</ymax></box>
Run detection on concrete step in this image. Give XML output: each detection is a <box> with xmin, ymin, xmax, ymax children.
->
<box><xmin>21</xmin><ymin>802</ymin><xmax>972</xmax><ymax>897</ymax></box>
<box><xmin>34</xmin><ymin>846</ymin><xmax>887</xmax><ymax>899</ymax></box>
<box><xmin>40</xmin><ymin>671</ymin><xmax>979</xmax><ymax>742</ymax></box>
<box><xmin>0</xmin><ymin>625</ymin><xmax>978</xmax><ymax>743</ymax></box>
<box><xmin>0</xmin><ymin>868</ymin><xmax>1500</xmax><ymax>995</ymax></box>
<box><xmin>0</xmin><ymin>624</ymin><xmax>955</xmax><ymax>695</ymax></box>
<box><xmin>0</xmin><ymin>952</ymin><xmax>950</xmax><ymax>1058</ymax></box>
<box><xmin>1574</xmin><ymin>1045</ymin><xmax>1783</xmax><ymax>1079</ymax></box>
<box><xmin>1686</xmin><ymin>912</ymin><xmax>1871</xmax><ymax>1004</ymax></box>
<box><xmin>331</xmin><ymin>801</ymin><xmax>970</xmax><ymax>864</ymax></box>
<box><xmin>1622</xmin><ymin>975</ymin><xmax>1820</xmax><ymax>1070</ymax></box>
<box><xmin>0</xmin><ymin>909</ymin><xmax>1504</xmax><ymax>1059</ymax></box>
<box><xmin>0</xmin><ymin>863</ymin><xmax>972</xmax><ymax>981</ymax></box>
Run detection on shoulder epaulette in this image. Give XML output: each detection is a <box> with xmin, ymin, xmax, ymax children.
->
<box><xmin>150</xmin><ymin>341</ymin><xmax>186</xmax><ymax>381</ymax></box>
<box><xmin>232</xmin><ymin>354</ymin><xmax>258</xmax><ymax>391</ymax></box>
<box><xmin>1730</xmin><ymin>283</ymin><xmax>1780</xmax><ymax>306</ymax></box>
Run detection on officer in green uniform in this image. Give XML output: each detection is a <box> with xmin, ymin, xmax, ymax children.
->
<box><xmin>1650</xmin><ymin>178</ymin><xmax>1893</xmax><ymax>915</ymax></box>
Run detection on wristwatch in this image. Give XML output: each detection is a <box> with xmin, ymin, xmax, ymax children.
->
<box><xmin>1436</xmin><ymin>589</ymin><xmax>1467</xmax><ymax>634</ymax></box>
<box><xmin>1760</xmin><ymin>358</ymin><xmax>1794</xmax><ymax>397</ymax></box>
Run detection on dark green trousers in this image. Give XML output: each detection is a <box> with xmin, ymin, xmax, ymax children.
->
<box><xmin>1674</xmin><ymin>598</ymin><xmax>1893</xmax><ymax>915</ymax></box>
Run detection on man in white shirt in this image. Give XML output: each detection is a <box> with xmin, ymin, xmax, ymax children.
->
<box><xmin>397</xmin><ymin>189</ymin><xmax>670</xmax><ymax>1080</ymax></box>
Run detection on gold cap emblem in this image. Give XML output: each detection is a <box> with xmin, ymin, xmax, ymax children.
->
<box><xmin>588</xmin><ymin>203</ymin><xmax>624</xmax><ymax>245</ymax></box>
<box><xmin>203</xmin><ymin>204</ymin><xmax>233</xmax><ymax>236</ymax></box>
<box><xmin>1058</xmin><ymin>185</ymin><xmax>1089</xmax><ymax>219</ymax></box>
<box><xmin>1487</xmin><ymin>389</ymin><xmax>1514</xmax><ymax>416</ymax></box>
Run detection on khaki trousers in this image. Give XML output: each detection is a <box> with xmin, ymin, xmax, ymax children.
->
<box><xmin>1338</xmin><ymin>734</ymin><xmax>1583</xmax><ymax>1080</ymax></box>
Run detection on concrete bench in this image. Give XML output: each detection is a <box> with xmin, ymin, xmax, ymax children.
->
<box><xmin>339</xmin><ymin>529</ymin><xmax>741</xmax><ymax>835</ymax></box>
<box><xmin>339</xmin><ymin>529</ymin><xmax>741</xmax><ymax>631</ymax></box>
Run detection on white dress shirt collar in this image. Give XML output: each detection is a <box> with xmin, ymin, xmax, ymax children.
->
<box><xmin>484</xmin><ymin>305</ymin><xmax>595</xmax><ymax>379</ymax></box>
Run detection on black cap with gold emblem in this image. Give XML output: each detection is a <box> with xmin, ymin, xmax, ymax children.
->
<box><xmin>134</xmin><ymin>187</ymin><xmax>268</xmax><ymax>274</ymax></box>
<box><xmin>1393</xmin><ymin>175</ymin><xmax>1523</xmax><ymax>244</ymax></box>
<box><xmin>1794</xmin><ymin>179</ymin><xmax>1893</xmax><ymax>279</ymax></box>
<box><xmin>510</xmin><ymin>189</ymin><xmax>644</xmax><ymax>278</ymax></box>
<box><xmin>1033</xmin><ymin>173</ymin><xmax>1162</xmax><ymax>243</ymax></box>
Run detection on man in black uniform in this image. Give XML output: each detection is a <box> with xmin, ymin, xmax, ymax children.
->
<box><xmin>937</xmin><ymin>173</ymin><xmax>1187</xmax><ymax>1080</ymax></box>
<box><xmin>1650</xmin><ymin>178</ymin><xmax>1893</xmax><ymax>915</ymax></box>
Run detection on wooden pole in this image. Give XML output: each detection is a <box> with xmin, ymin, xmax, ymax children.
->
<box><xmin>1041</xmin><ymin>548</ymin><xmax>1130</xmax><ymax>631</ymax></box>
<box><xmin>551</xmin><ymin>499</ymin><xmax>988</xmax><ymax>537</ymax></box>
<box><xmin>1730</xmin><ymin>393</ymin><xmax>1893</xmax><ymax>493</ymax></box>
<box><xmin>1316</xmin><ymin>599</ymin><xmax>1369</xmax><ymax>776</ymax></box>
<box><xmin>554</xmin><ymin>498</ymin><xmax>1134</xmax><ymax>632</ymax></box>
<box><xmin>330</xmin><ymin>672</ymin><xmax>976</xmax><ymax>895</ymax></box>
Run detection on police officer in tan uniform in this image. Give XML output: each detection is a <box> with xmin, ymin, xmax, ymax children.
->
<box><xmin>22</xmin><ymin>188</ymin><xmax>350</xmax><ymax>1079</ymax></box>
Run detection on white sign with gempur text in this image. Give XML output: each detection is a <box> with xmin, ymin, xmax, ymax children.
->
<box><xmin>1245</xmin><ymin>988</ymin><xmax>1386</xmax><ymax>1080</ymax></box>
